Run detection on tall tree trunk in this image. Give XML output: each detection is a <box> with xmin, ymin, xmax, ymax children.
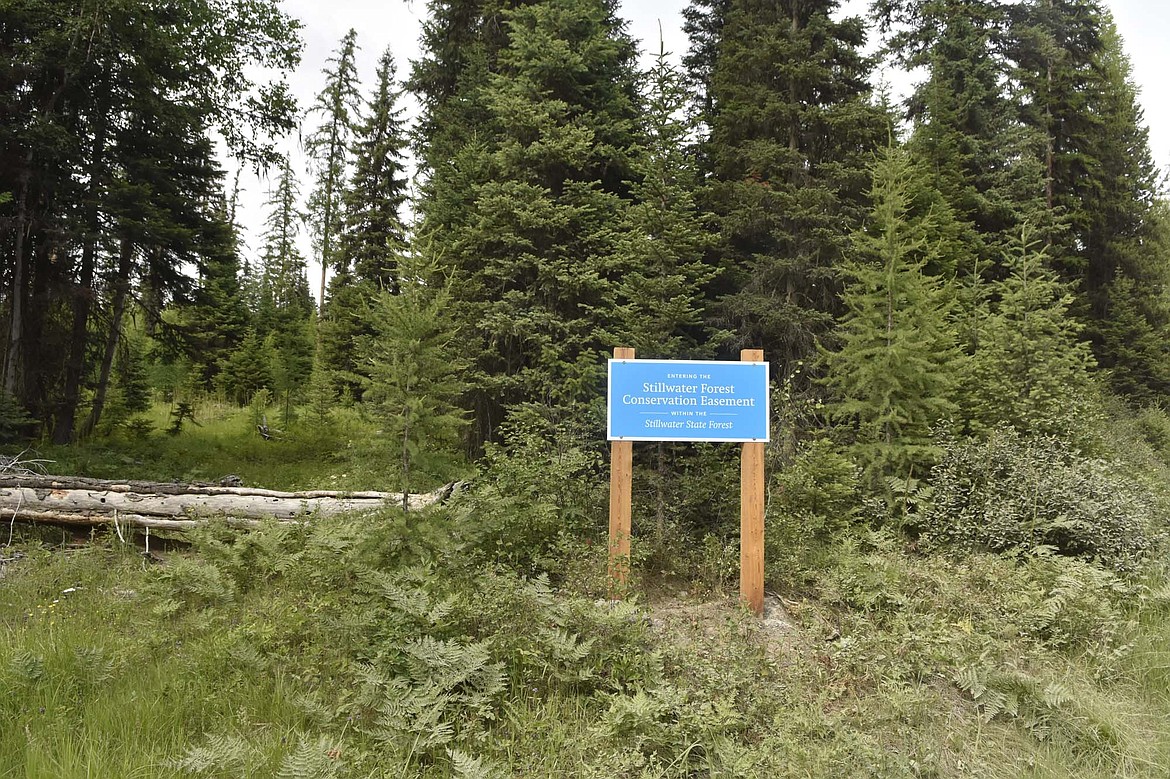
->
<box><xmin>7</xmin><ymin>55</ymin><xmax>74</xmax><ymax>401</ymax></box>
<box><xmin>3</xmin><ymin>164</ymin><xmax>32</xmax><ymax>399</ymax></box>
<box><xmin>54</xmin><ymin>233</ymin><xmax>96</xmax><ymax>444</ymax></box>
<box><xmin>82</xmin><ymin>236</ymin><xmax>133</xmax><ymax>437</ymax></box>
<box><xmin>56</xmin><ymin>93</ymin><xmax>108</xmax><ymax>444</ymax></box>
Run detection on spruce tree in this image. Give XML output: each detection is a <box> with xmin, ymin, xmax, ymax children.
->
<box><xmin>363</xmin><ymin>270</ymin><xmax>467</xmax><ymax>509</ymax></box>
<box><xmin>692</xmin><ymin>0</ymin><xmax>888</xmax><ymax>375</ymax></box>
<box><xmin>305</xmin><ymin>28</ymin><xmax>362</xmax><ymax>309</ymax></box>
<box><xmin>321</xmin><ymin>45</ymin><xmax>412</xmax><ymax>401</ymax></box>
<box><xmin>1012</xmin><ymin>3</ymin><xmax>1167</xmax><ymax>397</ymax></box>
<box><xmin>613</xmin><ymin>43</ymin><xmax>715</xmax><ymax>358</ymax></box>
<box><xmin>183</xmin><ymin>199</ymin><xmax>250</xmax><ymax>390</ymax></box>
<box><xmin>821</xmin><ymin>147</ymin><xmax>962</xmax><ymax>484</ymax></box>
<box><xmin>217</xmin><ymin>329</ymin><xmax>276</xmax><ymax>405</ymax></box>
<box><xmin>341</xmin><ymin>45</ymin><xmax>409</xmax><ymax>291</ymax></box>
<box><xmin>960</xmin><ymin>223</ymin><xmax>1097</xmax><ymax>440</ymax></box>
<box><xmin>411</xmin><ymin>0</ymin><xmax>642</xmax><ymax>441</ymax></box>
<box><xmin>258</xmin><ymin>159</ymin><xmax>314</xmax><ymax>331</ymax></box>
<box><xmin>256</xmin><ymin>158</ymin><xmax>314</xmax><ymax>407</ymax></box>
<box><xmin>895</xmin><ymin>1</ymin><xmax>1051</xmax><ymax>263</ymax></box>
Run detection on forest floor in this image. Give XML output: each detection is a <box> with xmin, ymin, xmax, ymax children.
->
<box><xmin>1</xmin><ymin>402</ymin><xmax>1169</xmax><ymax>777</ymax></box>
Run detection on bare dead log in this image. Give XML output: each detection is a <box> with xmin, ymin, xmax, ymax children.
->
<box><xmin>0</xmin><ymin>475</ymin><xmax>467</xmax><ymax>532</ymax></box>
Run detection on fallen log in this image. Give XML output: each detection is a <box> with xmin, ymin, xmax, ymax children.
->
<box><xmin>0</xmin><ymin>475</ymin><xmax>463</xmax><ymax>531</ymax></box>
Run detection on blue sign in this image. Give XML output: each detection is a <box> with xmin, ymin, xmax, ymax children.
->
<box><xmin>607</xmin><ymin>359</ymin><xmax>770</xmax><ymax>442</ymax></box>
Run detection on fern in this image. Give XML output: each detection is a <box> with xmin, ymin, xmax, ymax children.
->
<box><xmin>448</xmin><ymin>747</ymin><xmax>506</xmax><ymax>779</ymax></box>
<box><xmin>175</xmin><ymin>732</ymin><xmax>256</xmax><ymax>774</ymax></box>
<box><xmin>275</xmin><ymin>735</ymin><xmax>341</xmax><ymax>779</ymax></box>
<box><xmin>4</xmin><ymin>649</ymin><xmax>44</xmax><ymax>688</ymax></box>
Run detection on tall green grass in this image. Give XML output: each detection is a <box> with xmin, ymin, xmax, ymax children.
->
<box><xmin>9</xmin><ymin>399</ymin><xmax>467</xmax><ymax>492</ymax></box>
<box><xmin>3</xmin><ymin>515</ymin><xmax>1170</xmax><ymax>777</ymax></box>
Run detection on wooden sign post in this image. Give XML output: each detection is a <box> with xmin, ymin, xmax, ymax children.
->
<box><xmin>739</xmin><ymin>349</ymin><xmax>765</xmax><ymax>615</ymax></box>
<box><xmin>608</xmin><ymin>346</ymin><xmax>635</xmax><ymax>591</ymax></box>
<box><xmin>606</xmin><ymin>348</ymin><xmax>768</xmax><ymax>615</ymax></box>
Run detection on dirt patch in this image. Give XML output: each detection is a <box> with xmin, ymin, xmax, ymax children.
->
<box><xmin>643</xmin><ymin>590</ymin><xmax>815</xmax><ymax>659</ymax></box>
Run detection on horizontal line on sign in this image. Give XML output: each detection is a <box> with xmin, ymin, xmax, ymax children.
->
<box><xmin>607</xmin><ymin>436</ymin><xmax>771</xmax><ymax>442</ymax></box>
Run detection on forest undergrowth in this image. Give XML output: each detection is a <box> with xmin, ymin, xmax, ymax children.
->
<box><xmin>2</xmin><ymin>399</ymin><xmax>1170</xmax><ymax>778</ymax></box>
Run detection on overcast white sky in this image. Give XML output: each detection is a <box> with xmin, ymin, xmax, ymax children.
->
<box><xmin>235</xmin><ymin>0</ymin><xmax>1170</xmax><ymax>292</ymax></box>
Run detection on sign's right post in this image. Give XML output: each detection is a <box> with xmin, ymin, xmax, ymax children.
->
<box><xmin>740</xmin><ymin>349</ymin><xmax>766</xmax><ymax>615</ymax></box>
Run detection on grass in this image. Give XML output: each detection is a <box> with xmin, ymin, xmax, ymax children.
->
<box><xmin>8</xmin><ymin>399</ymin><xmax>467</xmax><ymax>492</ymax></box>
<box><xmin>3</xmin><ymin>516</ymin><xmax>1170</xmax><ymax>778</ymax></box>
<box><xmin>3</xmin><ymin>404</ymin><xmax>1170</xmax><ymax>776</ymax></box>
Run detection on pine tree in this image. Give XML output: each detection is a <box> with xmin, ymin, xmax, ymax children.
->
<box><xmin>612</xmin><ymin>42</ymin><xmax>715</xmax><ymax>358</ymax></box>
<box><xmin>960</xmin><ymin>223</ymin><xmax>1098</xmax><ymax>439</ymax></box>
<box><xmin>821</xmin><ymin>147</ymin><xmax>962</xmax><ymax>484</ymax></box>
<box><xmin>305</xmin><ymin>28</ymin><xmax>363</xmax><ymax>310</ymax></box>
<box><xmin>411</xmin><ymin>0</ymin><xmax>642</xmax><ymax>441</ymax></box>
<box><xmin>363</xmin><ymin>271</ymin><xmax>467</xmax><ymax>509</ymax></box>
<box><xmin>693</xmin><ymin>0</ymin><xmax>889</xmax><ymax>375</ymax></box>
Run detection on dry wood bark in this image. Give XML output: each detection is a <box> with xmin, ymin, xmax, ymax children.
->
<box><xmin>0</xmin><ymin>475</ymin><xmax>462</xmax><ymax>531</ymax></box>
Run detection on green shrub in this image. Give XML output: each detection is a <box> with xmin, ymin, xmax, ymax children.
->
<box><xmin>459</xmin><ymin>410</ymin><xmax>607</xmax><ymax>576</ymax></box>
<box><xmin>0</xmin><ymin>391</ymin><xmax>35</xmax><ymax>442</ymax></box>
<box><xmin>921</xmin><ymin>428</ymin><xmax>1164</xmax><ymax>573</ymax></box>
<box><xmin>1132</xmin><ymin>405</ymin><xmax>1170</xmax><ymax>465</ymax></box>
<box><xmin>766</xmin><ymin>438</ymin><xmax>864</xmax><ymax>586</ymax></box>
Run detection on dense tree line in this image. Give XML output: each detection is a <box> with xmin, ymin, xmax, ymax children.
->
<box><xmin>3</xmin><ymin>0</ymin><xmax>1169</xmax><ymax>493</ymax></box>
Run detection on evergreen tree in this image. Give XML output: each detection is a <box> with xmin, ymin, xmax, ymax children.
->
<box><xmin>363</xmin><ymin>272</ymin><xmax>467</xmax><ymax>509</ymax></box>
<box><xmin>409</xmin><ymin>0</ymin><xmax>508</xmax><ymax>179</ymax></box>
<box><xmin>893</xmin><ymin>0</ymin><xmax>1051</xmax><ymax>263</ymax></box>
<box><xmin>960</xmin><ymin>223</ymin><xmax>1098</xmax><ymax>440</ymax></box>
<box><xmin>693</xmin><ymin>0</ymin><xmax>889</xmax><ymax>375</ymax></box>
<box><xmin>258</xmin><ymin>159</ymin><xmax>314</xmax><ymax>333</ymax></box>
<box><xmin>321</xmin><ymin>45</ymin><xmax>412</xmax><ymax>401</ymax></box>
<box><xmin>412</xmin><ymin>0</ymin><xmax>642</xmax><ymax>441</ymax></box>
<box><xmin>254</xmin><ymin>159</ymin><xmax>314</xmax><ymax>407</ymax></box>
<box><xmin>217</xmin><ymin>329</ymin><xmax>275</xmax><ymax>405</ymax></box>
<box><xmin>115</xmin><ymin>331</ymin><xmax>153</xmax><ymax>415</ymax></box>
<box><xmin>304</xmin><ymin>359</ymin><xmax>337</xmax><ymax>431</ymax></box>
<box><xmin>217</xmin><ymin>327</ymin><xmax>276</xmax><ymax>402</ymax></box>
<box><xmin>681</xmin><ymin>0</ymin><xmax>728</xmax><ymax>140</ymax></box>
<box><xmin>613</xmin><ymin>42</ymin><xmax>715</xmax><ymax>358</ymax></box>
<box><xmin>183</xmin><ymin>199</ymin><xmax>250</xmax><ymax>390</ymax></box>
<box><xmin>821</xmin><ymin>147</ymin><xmax>962</xmax><ymax>484</ymax></box>
<box><xmin>341</xmin><ymin>45</ymin><xmax>410</xmax><ymax>290</ymax></box>
<box><xmin>1012</xmin><ymin>3</ymin><xmax>1167</xmax><ymax>397</ymax></box>
<box><xmin>305</xmin><ymin>28</ymin><xmax>362</xmax><ymax>309</ymax></box>
<box><xmin>1095</xmin><ymin>273</ymin><xmax>1170</xmax><ymax>402</ymax></box>
<box><xmin>0</xmin><ymin>0</ymin><xmax>300</xmax><ymax>439</ymax></box>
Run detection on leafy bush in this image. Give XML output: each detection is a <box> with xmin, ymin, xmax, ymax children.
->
<box><xmin>1132</xmin><ymin>405</ymin><xmax>1170</xmax><ymax>465</ymax></box>
<box><xmin>766</xmin><ymin>438</ymin><xmax>864</xmax><ymax>586</ymax></box>
<box><xmin>920</xmin><ymin>428</ymin><xmax>1164</xmax><ymax>573</ymax></box>
<box><xmin>459</xmin><ymin>410</ymin><xmax>607</xmax><ymax>576</ymax></box>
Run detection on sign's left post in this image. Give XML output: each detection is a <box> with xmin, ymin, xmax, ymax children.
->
<box><xmin>608</xmin><ymin>346</ymin><xmax>635</xmax><ymax>594</ymax></box>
